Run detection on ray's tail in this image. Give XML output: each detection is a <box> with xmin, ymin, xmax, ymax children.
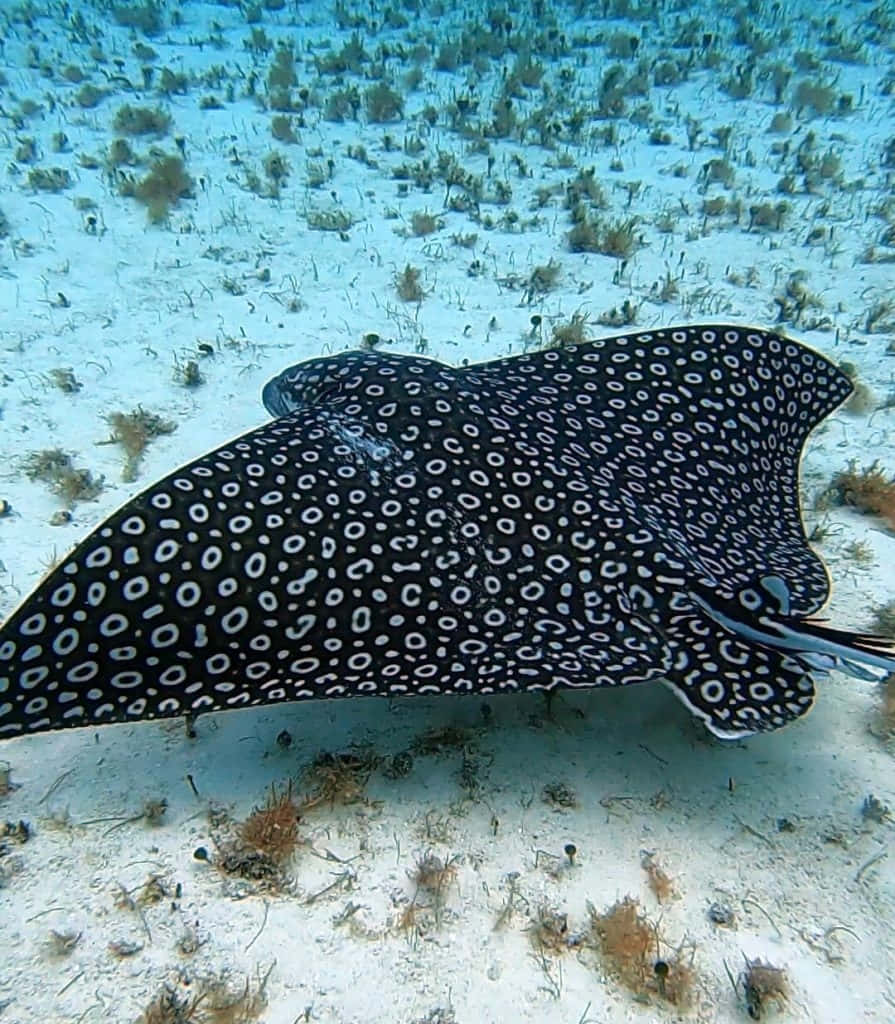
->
<box><xmin>748</xmin><ymin>616</ymin><xmax>895</xmax><ymax>680</ymax></box>
<box><xmin>688</xmin><ymin>578</ymin><xmax>895</xmax><ymax>682</ymax></box>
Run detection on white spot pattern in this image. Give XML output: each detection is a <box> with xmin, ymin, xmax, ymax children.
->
<box><xmin>0</xmin><ymin>325</ymin><xmax>885</xmax><ymax>740</ymax></box>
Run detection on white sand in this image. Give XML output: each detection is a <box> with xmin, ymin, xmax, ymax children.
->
<box><xmin>0</xmin><ymin>1</ymin><xmax>893</xmax><ymax>1021</ymax></box>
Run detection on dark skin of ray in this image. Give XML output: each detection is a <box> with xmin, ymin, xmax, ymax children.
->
<box><xmin>1</xmin><ymin>325</ymin><xmax>893</xmax><ymax>741</ymax></box>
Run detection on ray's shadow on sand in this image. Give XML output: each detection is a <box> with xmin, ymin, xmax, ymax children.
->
<box><xmin>6</xmin><ymin>670</ymin><xmax>873</xmax><ymax>840</ymax></box>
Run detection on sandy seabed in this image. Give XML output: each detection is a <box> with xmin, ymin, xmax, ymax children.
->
<box><xmin>0</xmin><ymin>1</ymin><xmax>894</xmax><ymax>1021</ymax></box>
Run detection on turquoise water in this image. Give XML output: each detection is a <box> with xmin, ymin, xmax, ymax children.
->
<box><xmin>0</xmin><ymin>1</ymin><xmax>893</xmax><ymax>1021</ymax></box>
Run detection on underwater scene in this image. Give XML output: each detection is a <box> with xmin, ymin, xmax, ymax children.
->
<box><xmin>0</xmin><ymin>0</ymin><xmax>894</xmax><ymax>1020</ymax></box>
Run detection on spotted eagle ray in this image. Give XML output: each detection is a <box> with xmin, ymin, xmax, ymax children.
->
<box><xmin>1</xmin><ymin>324</ymin><xmax>893</xmax><ymax>741</ymax></box>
